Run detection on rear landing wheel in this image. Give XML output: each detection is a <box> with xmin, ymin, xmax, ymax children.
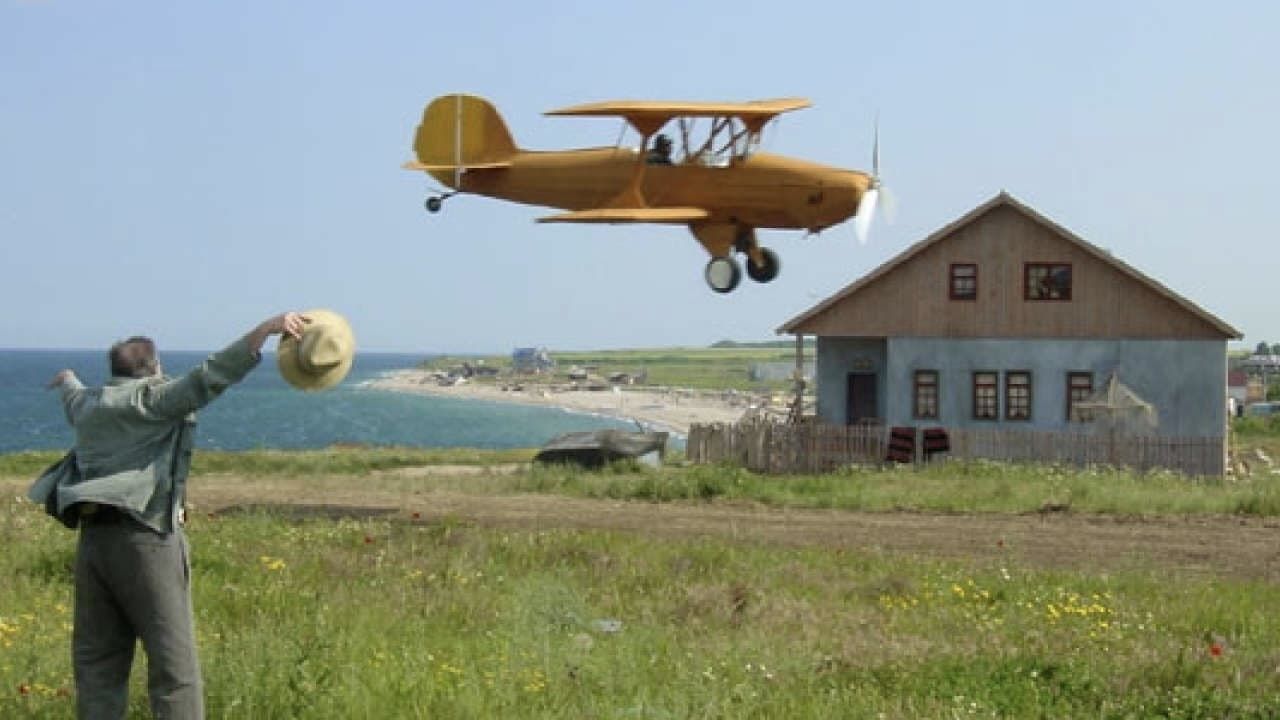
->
<box><xmin>424</xmin><ymin>196</ymin><xmax>444</xmax><ymax>213</ymax></box>
<box><xmin>746</xmin><ymin>247</ymin><xmax>781</xmax><ymax>283</ymax></box>
<box><xmin>705</xmin><ymin>257</ymin><xmax>741</xmax><ymax>294</ymax></box>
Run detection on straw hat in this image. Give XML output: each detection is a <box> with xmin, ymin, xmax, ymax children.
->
<box><xmin>276</xmin><ymin>309</ymin><xmax>355</xmax><ymax>391</ymax></box>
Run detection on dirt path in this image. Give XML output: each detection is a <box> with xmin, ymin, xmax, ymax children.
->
<box><xmin>164</xmin><ymin>473</ymin><xmax>1280</xmax><ymax>584</ymax></box>
<box><xmin>8</xmin><ymin>473</ymin><xmax>1276</xmax><ymax>582</ymax></box>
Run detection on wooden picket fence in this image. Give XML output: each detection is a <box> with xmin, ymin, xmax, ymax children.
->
<box><xmin>686</xmin><ymin>420</ymin><xmax>886</xmax><ymax>474</ymax></box>
<box><xmin>686</xmin><ymin>421</ymin><xmax>1226</xmax><ymax>477</ymax></box>
<box><xmin>946</xmin><ymin>428</ymin><xmax>1225</xmax><ymax>476</ymax></box>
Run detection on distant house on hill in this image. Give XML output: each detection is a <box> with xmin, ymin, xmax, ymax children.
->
<box><xmin>1228</xmin><ymin>370</ymin><xmax>1248</xmax><ymax>412</ymax></box>
<box><xmin>777</xmin><ymin>192</ymin><xmax>1241</xmax><ymax>449</ymax></box>
<box><xmin>1242</xmin><ymin>354</ymin><xmax>1280</xmax><ymax>374</ymax></box>
<box><xmin>1241</xmin><ymin>355</ymin><xmax>1280</xmax><ymax>402</ymax></box>
<box><xmin>512</xmin><ymin>347</ymin><xmax>554</xmax><ymax>373</ymax></box>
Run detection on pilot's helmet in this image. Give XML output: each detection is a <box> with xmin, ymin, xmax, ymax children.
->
<box><xmin>654</xmin><ymin>134</ymin><xmax>672</xmax><ymax>150</ymax></box>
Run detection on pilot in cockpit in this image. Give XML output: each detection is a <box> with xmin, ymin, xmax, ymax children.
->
<box><xmin>646</xmin><ymin>133</ymin><xmax>673</xmax><ymax>165</ymax></box>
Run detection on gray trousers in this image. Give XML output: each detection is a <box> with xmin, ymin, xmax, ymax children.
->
<box><xmin>74</xmin><ymin>517</ymin><xmax>203</xmax><ymax>719</ymax></box>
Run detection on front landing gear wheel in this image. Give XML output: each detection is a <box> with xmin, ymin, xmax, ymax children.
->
<box><xmin>424</xmin><ymin>196</ymin><xmax>444</xmax><ymax>213</ymax></box>
<box><xmin>746</xmin><ymin>247</ymin><xmax>781</xmax><ymax>283</ymax></box>
<box><xmin>705</xmin><ymin>257</ymin><xmax>742</xmax><ymax>294</ymax></box>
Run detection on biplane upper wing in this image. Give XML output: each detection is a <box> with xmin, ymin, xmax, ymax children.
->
<box><xmin>537</xmin><ymin>207</ymin><xmax>710</xmax><ymax>224</ymax></box>
<box><xmin>545</xmin><ymin>98</ymin><xmax>811</xmax><ymax>135</ymax></box>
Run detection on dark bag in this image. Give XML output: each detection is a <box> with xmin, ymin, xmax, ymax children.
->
<box><xmin>28</xmin><ymin>451</ymin><xmax>81</xmax><ymax>529</ymax></box>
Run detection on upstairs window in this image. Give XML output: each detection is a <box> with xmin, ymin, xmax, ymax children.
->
<box><xmin>1025</xmin><ymin>263</ymin><xmax>1072</xmax><ymax>301</ymax></box>
<box><xmin>973</xmin><ymin>371</ymin><xmax>998</xmax><ymax>420</ymax></box>
<box><xmin>1005</xmin><ymin>371</ymin><xmax>1032</xmax><ymax>421</ymax></box>
<box><xmin>1067</xmin><ymin>372</ymin><xmax>1094</xmax><ymax>421</ymax></box>
<box><xmin>950</xmin><ymin>263</ymin><xmax>977</xmax><ymax>300</ymax></box>
<box><xmin>914</xmin><ymin>370</ymin><xmax>939</xmax><ymax>419</ymax></box>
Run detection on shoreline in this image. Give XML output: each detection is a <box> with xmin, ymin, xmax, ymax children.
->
<box><xmin>364</xmin><ymin>369</ymin><xmax>764</xmax><ymax>436</ymax></box>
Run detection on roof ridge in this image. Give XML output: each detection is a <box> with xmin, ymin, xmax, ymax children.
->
<box><xmin>778</xmin><ymin>192</ymin><xmax>1241</xmax><ymax>339</ymax></box>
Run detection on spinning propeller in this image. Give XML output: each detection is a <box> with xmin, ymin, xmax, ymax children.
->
<box><xmin>853</xmin><ymin>121</ymin><xmax>893</xmax><ymax>245</ymax></box>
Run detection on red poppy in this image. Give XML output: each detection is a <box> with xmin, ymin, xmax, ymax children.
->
<box><xmin>364</xmin><ymin>535</ymin><xmax>374</xmax><ymax>545</ymax></box>
<box><xmin>1209</xmin><ymin>642</ymin><xmax>1223</xmax><ymax>657</ymax></box>
<box><xmin>18</xmin><ymin>684</ymin><xmax>30</xmax><ymax>696</ymax></box>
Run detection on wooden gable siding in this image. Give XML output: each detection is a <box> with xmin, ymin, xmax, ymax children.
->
<box><xmin>796</xmin><ymin>204</ymin><xmax>1228</xmax><ymax>339</ymax></box>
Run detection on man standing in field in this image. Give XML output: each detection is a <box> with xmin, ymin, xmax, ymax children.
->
<box><xmin>33</xmin><ymin>311</ymin><xmax>309</xmax><ymax>719</ymax></box>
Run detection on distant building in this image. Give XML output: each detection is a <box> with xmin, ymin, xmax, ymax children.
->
<box><xmin>1228</xmin><ymin>370</ymin><xmax>1249</xmax><ymax>409</ymax></box>
<box><xmin>512</xmin><ymin>347</ymin><xmax>554</xmax><ymax>373</ymax></box>
<box><xmin>1241</xmin><ymin>355</ymin><xmax>1279</xmax><ymax>403</ymax></box>
<box><xmin>749</xmin><ymin>361</ymin><xmax>815</xmax><ymax>383</ymax></box>
<box><xmin>1247</xmin><ymin>377</ymin><xmax>1267</xmax><ymax>403</ymax></box>
<box><xmin>449</xmin><ymin>361</ymin><xmax>498</xmax><ymax>379</ymax></box>
<box><xmin>1242</xmin><ymin>354</ymin><xmax>1280</xmax><ymax>374</ymax></box>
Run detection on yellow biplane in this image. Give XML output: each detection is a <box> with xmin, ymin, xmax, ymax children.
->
<box><xmin>404</xmin><ymin>94</ymin><xmax>885</xmax><ymax>293</ymax></box>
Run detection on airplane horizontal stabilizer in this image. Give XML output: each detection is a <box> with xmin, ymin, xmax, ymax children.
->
<box><xmin>538</xmin><ymin>207</ymin><xmax>710</xmax><ymax>224</ymax></box>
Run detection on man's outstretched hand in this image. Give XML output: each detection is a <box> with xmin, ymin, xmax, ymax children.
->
<box><xmin>247</xmin><ymin>312</ymin><xmax>310</xmax><ymax>355</ymax></box>
<box><xmin>47</xmin><ymin>369</ymin><xmax>76</xmax><ymax>389</ymax></box>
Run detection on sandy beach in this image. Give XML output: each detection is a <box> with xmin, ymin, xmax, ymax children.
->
<box><xmin>367</xmin><ymin>369</ymin><xmax>766</xmax><ymax>436</ymax></box>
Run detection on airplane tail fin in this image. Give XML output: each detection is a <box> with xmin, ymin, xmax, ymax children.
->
<box><xmin>409</xmin><ymin>94</ymin><xmax>518</xmax><ymax>175</ymax></box>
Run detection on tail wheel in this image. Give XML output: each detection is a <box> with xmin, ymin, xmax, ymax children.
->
<box><xmin>704</xmin><ymin>257</ymin><xmax>741</xmax><ymax>294</ymax></box>
<box><xmin>746</xmin><ymin>247</ymin><xmax>781</xmax><ymax>283</ymax></box>
<box><xmin>424</xmin><ymin>191</ymin><xmax>457</xmax><ymax>213</ymax></box>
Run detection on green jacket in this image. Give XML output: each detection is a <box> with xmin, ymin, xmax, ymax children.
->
<box><xmin>28</xmin><ymin>336</ymin><xmax>262</xmax><ymax>533</ymax></box>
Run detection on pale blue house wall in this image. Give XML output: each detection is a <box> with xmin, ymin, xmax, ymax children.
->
<box><xmin>816</xmin><ymin>337</ymin><xmax>1227</xmax><ymax>437</ymax></box>
<box><xmin>814</xmin><ymin>338</ymin><xmax>886</xmax><ymax>422</ymax></box>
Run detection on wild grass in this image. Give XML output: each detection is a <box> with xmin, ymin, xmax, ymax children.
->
<box><xmin>9</xmin><ymin>446</ymin><xmax>1280</xmax><ymax>518</ymax></box>
<box><xmin>511</xmin><ymin>457</ymin><xmax>1280</xmax><ymax>518</ymax></box>
<box><xmin>0</xmin><ymin>447</ymin><xmax>536</xmax><ymax>481</ymax></box>
<box><xmin>1232</xmin><ymin>415</ymin><xmax>1280</xmax><ymax>438</ymax></box>
<box><xmin>3</xmin><ymin>492</ymin><xmax>1277</xmax><ymax>718</ymax></box>
<box><xmin>1233</xmin><ymin>414</ymin><xmax>1280</xmax><ymax>460</ymax></box>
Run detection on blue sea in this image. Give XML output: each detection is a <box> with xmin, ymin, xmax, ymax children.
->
<box><xmin>0</xmin><ymin>350</ymin><xmax>643</xmax><ymax>453</ymax></box>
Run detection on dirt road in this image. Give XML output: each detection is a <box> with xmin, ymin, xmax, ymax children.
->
<box><xmin>156</xmin><ymin>472</ymin><xmax>1280</xmax><ymax>584</ymax></box>
<box><xmin>8</xmin><ymin>471</ymin><xmax>1276</xmax><ymax>582</ymax></box>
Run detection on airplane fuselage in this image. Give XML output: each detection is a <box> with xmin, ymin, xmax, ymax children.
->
<box><xmin>430</xmin><ymin>149</ymin><xmax>869</xmax><ymax>233</ymax></box>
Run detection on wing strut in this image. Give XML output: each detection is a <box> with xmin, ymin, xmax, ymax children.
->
<box><xmin>453</xmin><ymin>94</ymin><xmax>463</xmax><ymax>189</ymax></box>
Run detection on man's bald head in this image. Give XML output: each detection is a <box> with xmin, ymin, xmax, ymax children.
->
<box><xmin>109</xmin><ymin>337</ymin><xmax>159</xmax><ymax>378</ymax></box>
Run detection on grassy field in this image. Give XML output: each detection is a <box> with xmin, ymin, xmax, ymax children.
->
<box><xmin>4</xmin><ymin>448</ymin><xmax>1280</xmax><ymax>717</ymax></box>
<box><xmin>422</xmin><ymin>344</ymin><xmax>810</xmax><ymax>392</ymax></box>
<box><xmin>1232</xmin><ymin>414</ymin><xmax>1280</xmax><ymax>455</ymax></box>
<box><xmin>5</xmin><ymin>442</ymin><xmax>1279</xmax><ymax>517</ymax></box>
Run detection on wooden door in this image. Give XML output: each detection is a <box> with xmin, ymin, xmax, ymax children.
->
<box><xmin>846</xmin><ymin>372</ymin><xmax>878</xmax><ymax>424</ymax></box>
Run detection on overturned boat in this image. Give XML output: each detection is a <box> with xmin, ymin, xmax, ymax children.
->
<box><xmin>534</xmin><ymin>430</ymin><xmax>669</xmax><ymax>468</ymax></box>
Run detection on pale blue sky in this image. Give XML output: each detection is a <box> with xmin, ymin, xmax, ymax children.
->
<box><xmin>2</xmin><ymin>1</ymin><xmax>1275</xmax><ymax>352</ymax></box>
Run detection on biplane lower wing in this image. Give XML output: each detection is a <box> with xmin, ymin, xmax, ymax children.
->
<box><xmin>537</xmin><ymin>207</ymin><xmax>710</xmax><ymax>224</ymax></box>
<box><xmin>401</xmin><ymin>160</ymin><xmax>512</xmax><ymax>172</ymax></box>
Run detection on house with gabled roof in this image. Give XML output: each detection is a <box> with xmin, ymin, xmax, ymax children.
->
<box><xmin>777</xmin><ymin>192</ymin><xmax>1241</xmax><ymax>445</ymax></box>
